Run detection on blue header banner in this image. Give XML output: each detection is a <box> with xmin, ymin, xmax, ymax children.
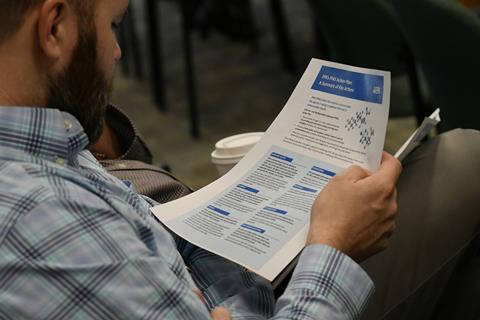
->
<box><xmin>270</xmin><ymin>152</ymin><xmax>293</xmax><ymax>163</ymax></box>
<box><xmin>207</xmin><ymin>205</ymin><xmax>230</xmax><ymax>216</ymax></box>
<box><xmin>264</xmin><ymin>207</ymin><xmax>288</xmax><ymax>215</ymax></box>
<box><xmin>293</xmin><ymin>184</ymin><xmax>317</xmax><ymax>193</ymax></box>
<box><xmin>241</xmin><ymin>224</ymin><xmax>266</xmax><ymax>234</ymax></box>
<box><xmin>311</xmin><ymin>166</ymin><xmax>336</xmax><ymax>177</ymax></box>
<box><xmin>312</xmin><ymin>66</ymin><xmax>384</xmax><ymax>104</ymax></box>
<box><xmin>237</xmin><ymin>184</ymin><xmax>259</xmax><ymax>194</ymax></box>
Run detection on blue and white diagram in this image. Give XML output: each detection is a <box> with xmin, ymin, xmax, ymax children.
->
<box><xmin>345</xmin><ymin>107</ymin><xmax>371</xmax><ymax>131</ymax></box>
<box><xmin>345</xmin><ymin>107</ymin><xmax>375</xmax><ymax>149</ymax></box>
<box><xmin>359</xmin><ymin>127</ymin><xmax>375</xmax><ymax>149</ymax></box>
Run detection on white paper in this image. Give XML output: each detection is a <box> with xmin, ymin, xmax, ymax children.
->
<box><xmin>151</xmin><ymin>59</ymin><xmax>391</xmax><ymax>281</ymax></box>
<box><xmin>394</xmin><ymin>108</ymin><xmax>441</xmax><ymax>161</ymax></box>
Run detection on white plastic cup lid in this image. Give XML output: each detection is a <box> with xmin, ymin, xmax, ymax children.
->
<box><xmin>211</xmin><ymin>132</ymin><xmax>264</xmax><ymax>160</ymax></box>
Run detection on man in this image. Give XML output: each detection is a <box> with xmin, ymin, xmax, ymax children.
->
<box><xmin>0</xmin><ymin>0</ymin><xmax>398</xmax><ymax>318</ymax></box>
<box><xmin>91</xmin><ymin>106</ymin><xmax>480</xmax><ymax>319</ymax></box>
<box><xmin>0</xmin><ymin>1</ymin><xmax>477</xmax><ymax>319</ymax></box>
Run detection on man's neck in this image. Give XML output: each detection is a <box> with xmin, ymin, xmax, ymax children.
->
<box><xmin>89</xmin><ymin>121</ymin><xmax>123</xmax><ymax>160</ymax></box>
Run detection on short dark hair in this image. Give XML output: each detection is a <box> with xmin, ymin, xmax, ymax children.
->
<box><xmin>0</xmin><ymin>0</ymin><xmax>93</xmax><ymax>44</ymax></box>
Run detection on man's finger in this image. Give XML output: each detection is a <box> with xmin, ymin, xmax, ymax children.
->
<box><xmin>210</xmin><ymin>307</ymin><xmax>231</xmax><ymax>320</ymax></box>
<box><xmin>370</xmin><ymin>152</ymin><xmax>402</xmax><ymax>187</ymax></box>
<box><xmin>336</xmin><ymin>165</ymin><xmax>370</xmax><ymax>182</ymax></box>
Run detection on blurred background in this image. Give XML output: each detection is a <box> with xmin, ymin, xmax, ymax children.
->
<box><xmin>111</xmin><ymin>0</ymin><xmax>480</xmax><ymax>190</ymax></box>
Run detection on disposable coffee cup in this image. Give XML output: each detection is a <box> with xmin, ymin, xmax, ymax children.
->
<box><xmin>211</xmin><ymin>132</ymin><xmax>264</xmax><ymax>176</ymax></box>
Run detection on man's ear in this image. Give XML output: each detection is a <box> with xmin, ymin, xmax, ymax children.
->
<box><xmin>37</xmin><ymin>0</ymin><xmax>75</xmax><ymax>60</ymax></box>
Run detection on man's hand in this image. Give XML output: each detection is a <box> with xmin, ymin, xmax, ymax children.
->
<box><xmin>210</xmin><ymin>307</ymin><xmax>231</xmax><ymax>320</ymax></box>
<box><xmin>307</xmin><ymin>152</ymin><xmax>402</xmax><ymax>262</ymax></box>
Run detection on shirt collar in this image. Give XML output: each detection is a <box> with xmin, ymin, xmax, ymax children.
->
<box><xmin>0</xmin><ymin>106</ymin><xmax>89</xmax><ymax>165</ymax></box>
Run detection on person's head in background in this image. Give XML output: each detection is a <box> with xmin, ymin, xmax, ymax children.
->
<box><xmin>0</xmin><ymin>0</ymin><xmax>129</xmax><ymax>144</ymax></box>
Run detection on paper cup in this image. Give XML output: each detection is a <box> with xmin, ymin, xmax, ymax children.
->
<box><xmin>211</xmin><ymin>132</ymin><xmax>264</xmax><ymax>176</ymax></box>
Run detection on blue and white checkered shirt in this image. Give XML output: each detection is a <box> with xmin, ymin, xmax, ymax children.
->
<box><xmin>0</xmin><ymin>107</ymin><xmax>374</xmax><ymax>319</ymax></box>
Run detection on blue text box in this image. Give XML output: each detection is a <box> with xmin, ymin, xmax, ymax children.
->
<box><xmin>263</xmin><ymin>207</ymin><xmax>288</xmax><ymax>215</ymax></box>
<box><xmin>237</xmin><ymin>184</ymin><xmax>259</xmax><ymax>194</ymax></box>
<box><xmin>293</xmin><ymin>184</ymin><xmax>318</xmax><ymax>193</ymax></box>
<box><xmin>312</xmin><ymin>66</ymin><xmax>384</xmax><ymax>104</ymax></box>
<box><xmin>270</xmin><ymin>152</ymin><xmax>293</xmax><ymax>163</ymax></box>
<box><xmin>207</xmin><ymin>205</ymin><xmax>230</xmax><ymax>216</ymax></box>
<box><xmin>311</xmin><ymin>166</ymin><xmax>336</xmax><ymax>177</ymax></box>
<box><xmin>241</xmin><ymin>224</ymin><xmax>266</xmax><ymax>234</ymax></box>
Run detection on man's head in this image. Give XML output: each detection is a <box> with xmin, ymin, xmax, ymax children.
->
<box><xmin>0</xmin><ymin>0</ymin><xmax>129</xmax><ymax>143</ymax></box>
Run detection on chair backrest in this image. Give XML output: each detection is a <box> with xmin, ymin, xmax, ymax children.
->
<box><xmin>392</xmin><ymin>0</ymin><xmax>480</xmax><ymax>131</ymax></box>
<box><xmin>307</xmin><ymin>0</ymin><xmax>408</xmax><ymax>74</ymax></box>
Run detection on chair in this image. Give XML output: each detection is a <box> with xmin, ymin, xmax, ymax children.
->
<box><xmin>307</xmin><ymin>0</ymin><xmax>430</xmax><ymax>123</ymax></box>
<box><xmin>118</xmin><ymin>5</ymin><xmax>144</xmax><ymax>80</ymax></box>
<box><xmin>391</xmin><ymin>0</ymin><xmax>480</xmax><ymax>132</ymax></box>
<box><xmin>145</xmin><ymin>0</ymin><xmax>296</xmax><ymax>138</ymax></box>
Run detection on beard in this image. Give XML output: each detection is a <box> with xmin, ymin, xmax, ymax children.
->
<box><xmin>46</xmin><ymin>28</ymin><xmax>113</xmax><ymax>145</ymax></box>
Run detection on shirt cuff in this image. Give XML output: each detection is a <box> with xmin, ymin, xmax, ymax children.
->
<box><xmin>287</xmin><ymin>244</ymin><xmax>374</xmax><ymax>318</ymax></box>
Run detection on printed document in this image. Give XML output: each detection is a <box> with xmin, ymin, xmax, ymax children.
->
<box><xmin>151</xmin><ymin>59</ymin><xmax>391</xmax><ymax>281</ymax></box>
<box><xmin>395</xmin><ymin>108</ymin><xmax>441</xmax><ymax>161</ymax></box>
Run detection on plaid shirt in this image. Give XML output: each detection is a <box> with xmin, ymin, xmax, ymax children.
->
<box><xmin>0</xmin><ymin>107</ymin><xmax>373</xmax><ymax>319</ymax></box>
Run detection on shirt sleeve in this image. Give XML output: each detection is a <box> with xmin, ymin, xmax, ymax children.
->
<box><xmin>176</xmin><ymin>235</ymin><xmax>374</xmax><ymax>319</ymax></box>
<box><xmin>275</xmin><ymin>244</ymin><xmax>374</xmax><ymax>319</ymax></box>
